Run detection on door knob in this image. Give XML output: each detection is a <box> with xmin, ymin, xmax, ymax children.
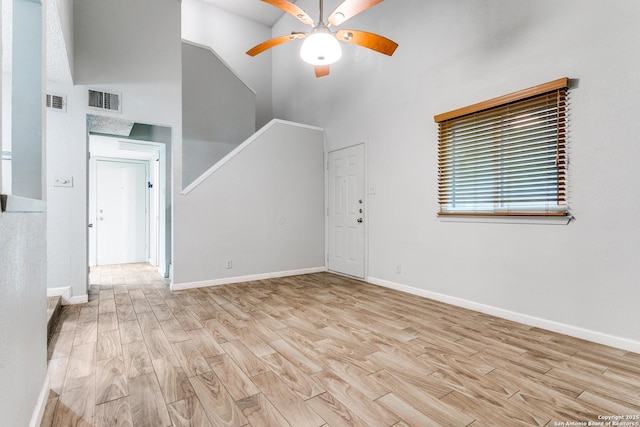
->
<box><xmin>88</xmin><ymin>223</ymin><xmax>94</xmax><ymax>228</ymax></box>
<box><xmin>357</xmin><ymin>218</ymin><xmax>363</xmax><ymax>223</ymax></box>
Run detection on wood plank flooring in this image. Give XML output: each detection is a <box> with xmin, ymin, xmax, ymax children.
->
<box><xmin>42</xmin><ymin>263</ymin><xmax>640</xmax><ymax>426</ymax></box>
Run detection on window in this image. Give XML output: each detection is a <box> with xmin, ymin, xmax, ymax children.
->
<box><xmin>434</xmin><ymin>78</ymin><xmax>569</xmax><ymax>217</ymax></box>
<box><xmin>1</xmin><ymin>0</ymin><xmax>44</xmax><ymax>199</ymax></box>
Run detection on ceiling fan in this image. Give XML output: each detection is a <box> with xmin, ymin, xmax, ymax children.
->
<box><xmin>246</xmin><ymin>0</ymin><xmax>398</xmax><ymax>78</ymax></box>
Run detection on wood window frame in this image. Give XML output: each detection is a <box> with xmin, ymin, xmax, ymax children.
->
<box><xmin>434</xmin><ymin>78</ymin><xmax>569</xmax><ymax>217</ymax></box>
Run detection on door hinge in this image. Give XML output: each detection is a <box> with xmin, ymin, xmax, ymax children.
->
<box><xmin>88</xmin><ymin>151</ymin><xmax>91</xmax><ymax>160</ymax></box>
<box><xmin>326</xmin><ymin>253</ymin><xmax>329</xmax><ymax>262</ymax></box>
<box><xmin>326</xmin><ymin>161</ymin><xmax>329</xmax><ymax>170</ymax></box>
<box><xmin>326</xmin><ymin>207</ymin><xmax>329</xmax><ymax>216</ymax></box>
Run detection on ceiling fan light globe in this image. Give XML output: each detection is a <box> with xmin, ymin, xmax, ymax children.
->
<box><xmin>300</xmin><ymin>32</ymin><xmax>342</xmax><ymax>65</ymax></box>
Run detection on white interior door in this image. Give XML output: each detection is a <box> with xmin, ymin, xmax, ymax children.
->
<box><xmin>328</xmin><ymin>144</ymin><xmax>365</xmax><ymax>278</ymax></box>
<box><xmin>96</xmin><ymin>160</ymin><xmax>147</xmax><ymax>265</ymax></box>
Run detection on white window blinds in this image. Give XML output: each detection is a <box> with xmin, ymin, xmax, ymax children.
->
<box><xmin>435</xmin><ymin>78</ymin><xmax>569</xmax><ymax>216</ymax></box>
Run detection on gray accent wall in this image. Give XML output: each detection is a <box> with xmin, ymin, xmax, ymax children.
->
<box><xmin>181</xmin><ymin>0</ymin><xmax>273</xmax><ymax>130</ymax></box>
<box><xmin>182</xmin><ymin>42</ymin><xmax>255</xmax><ymax>187</ymax></box>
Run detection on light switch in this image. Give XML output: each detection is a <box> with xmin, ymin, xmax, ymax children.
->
<box><xmin>54</xmin><ymin>176</ymin><xmax>73</xmax><ymax>187</ymax></box>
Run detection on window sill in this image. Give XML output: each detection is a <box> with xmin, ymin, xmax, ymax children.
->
<box><xmin>438</xmin><ymin>214</ymin><xmax>573</xmax><ymax>225</ymax></box>
<box><xmin>0</xmin><ymin>194</ymin><xmax>46</xmax><ymax>213</ymax></box>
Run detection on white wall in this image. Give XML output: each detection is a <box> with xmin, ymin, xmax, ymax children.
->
<box><xmin>0</xmin><ymin>207</ymin><xmax>47</xmax><ymax>427</ymax></box>
<box><xmin>272</xmin><ymin>0</ymin><xmax>640</xmax><ymax>349</ymax></box>
<box><xmin>46</xmin><ymin>0</ymin><xmax>182</xmax><ymax>299</ymax></box>
<box><xmin>181</xmin><ymin>0</ymin><xmax>273</xmax><ymax>129</ymax></box>
<box><xmin>45</xmin><ymin>81</ymin><xmax>88</xmax><ymax>300</ymax></box>
<box><xmin>0</xmin><ymin>14</ymin><xmax>48</xmax><ymax>426</ymax></box>
<box><xmin>173</xmin><ymin>120</ymin><xmax>325</xmax><ymax>287</ymax></box>
<box><xmin>182</xmin><ymin>42</ymin><xmax>255</xmax><ymax>187</ymax></box>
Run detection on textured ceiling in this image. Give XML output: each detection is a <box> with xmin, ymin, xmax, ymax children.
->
<box><xmin>200</xmin><ymin>0</ymin><xmax>298</xmax><ymax>27</ymax></box>
<box><xmin>87</xmin><ymin>115</ymin><xmax>135</xmax><ymax>136</ymax></box>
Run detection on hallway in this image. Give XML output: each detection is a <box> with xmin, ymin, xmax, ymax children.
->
<box><xmin>89</xmin><ymin>263</ymin><xmax>170</xmax><ymax>288</ymax></box>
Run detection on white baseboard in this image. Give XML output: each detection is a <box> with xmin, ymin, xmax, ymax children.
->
<box><xmin>367</xmin><ymin>276</ymin><xmax>640</xmax><ymax>354</ymax></box>
<box><xmin>172</xmin><ymin>267</ymin><xmax>327</xmax><ymax>291</ymax></box>
<box><xmin>29</xmin><ymin>375</ymin><xmax>50</xmax><ymax>427</ymax></box>
<box><xmin>47</xmin><ymin>287</ymin><xmax>71</xmax><ymax>304</ymax></box>
<box><xmin>47</xmin><ymin>287</ymin><xmax>87</xmax><ymax>305</ymax></box>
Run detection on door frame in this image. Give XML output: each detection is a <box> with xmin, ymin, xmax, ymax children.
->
<box><xmin>86</xmin><ymin>131</ymin><xmax>168</xmax><ymax>276</ymax></box>
<box><xmin>325</xmin><ymin>142</ymin><xmax>368</xmax><ymax>279</ymax></box>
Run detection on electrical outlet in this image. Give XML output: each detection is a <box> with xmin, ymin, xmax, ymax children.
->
<box><xmin>225</xmin><ymin>259</ymin><xmax>233</xmax><ymax>269</ymax></box>
<box><xmin>395</xmin><ymin>264</ymin><xmax>402</xmax><ymax>274</ymax></box>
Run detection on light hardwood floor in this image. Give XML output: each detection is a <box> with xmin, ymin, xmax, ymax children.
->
<box><xmin>42</xmin><ymin>264</ymin><xmax>640</xmax><ymax>426</ymax></box>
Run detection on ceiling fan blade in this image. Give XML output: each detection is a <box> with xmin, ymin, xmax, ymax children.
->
<box><xmin>328</xmin><ymin>0</ymin><xmax>384</xmax><ymax>26</ymax></box>
<box><xmin>336</xmin><ymin>29</ymin><xmax>398</xmax><ymax>56</ymax></box>
<box><xmin>314</xmin><ymin>65</ymin><xmax>330</xmax><ymax>78</ymax></box>
<box><xmin>246</xmin><ymin>33</ymin><xmax>306</xmax><ymax>57</ymax></box>
<box><xmin>261</xmin><ymin>0</ymin><xmax>314</xmax><ymax>25</ymax></box>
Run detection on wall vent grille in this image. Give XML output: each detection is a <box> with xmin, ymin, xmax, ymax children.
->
<box><xmin>88</xmin><ymin>89</ymin><xmax>121</xmax><ymax>113</ymax></box>
<box><xmin>46</xmin><ymin>93</ymin><xmax>67</xmax><ymax>112</ymax></box>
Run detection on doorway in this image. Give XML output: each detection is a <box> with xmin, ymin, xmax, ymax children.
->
<box><xmin>328</xmin><ymin>144</ymin><xmax>366</xmax><ymax>278</ymax></box>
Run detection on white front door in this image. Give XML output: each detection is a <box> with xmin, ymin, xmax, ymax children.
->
<box><xmin>328</xmin><ymin>144</ymin><xmax>365</xmax><ymax>278</ymax></box>
<box><xmin>96</xmin><ymin>160</ymin><xmax>148</xmax><ymax>265</ymax></box>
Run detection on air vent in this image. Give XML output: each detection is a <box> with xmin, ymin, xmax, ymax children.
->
<box><xmin>88</xmin><ymin>89</ymin><xmax>121</xmax><ymax>113</ymax></box>
<box><xmin>46</xmin><ymin>93</ymin><xmax>67</xmax><ymax>112</ymax></box>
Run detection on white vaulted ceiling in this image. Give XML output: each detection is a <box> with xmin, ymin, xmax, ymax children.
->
<box><xmin>200</xmin><ymin>0</ymin><xmax>297</xmax><ymax>27</ymax></box>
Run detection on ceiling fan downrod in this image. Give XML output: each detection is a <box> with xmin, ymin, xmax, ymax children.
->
<box><xmin>318</xmin><ymin>0</ymin><xmax>325</xmax><ymax>26</ymax></box>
